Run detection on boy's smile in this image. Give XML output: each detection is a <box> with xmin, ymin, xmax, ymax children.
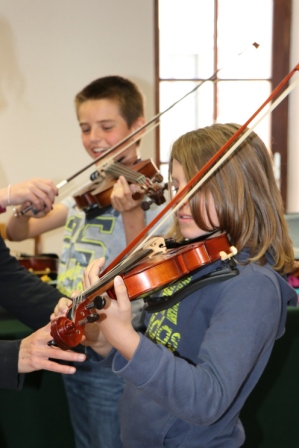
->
<box><xmin>78</xmin><ymin>99</ymin><xmax>143</xmax><ymax>163</ymax></box>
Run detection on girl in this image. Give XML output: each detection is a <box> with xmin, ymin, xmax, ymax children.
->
<box><xmin>57</xmin><ymin>123</ymin><xmax>297</xmax><ymax>447</ymax></box>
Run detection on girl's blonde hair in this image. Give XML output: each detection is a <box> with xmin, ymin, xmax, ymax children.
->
<box><xmin>169</xmin><ymin>123</ymin><xmax>294</xmax><ymax>274</ymax></box>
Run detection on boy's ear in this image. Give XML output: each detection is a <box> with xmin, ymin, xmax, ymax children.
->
<box><xmin>130</xmin><ymin>117</ymin><xmax>146</xmax><ymax>145</ymax></box>
<box><xmin>132</xmin><ymin>117</ymin><xmax>146</xmax><ymax>135</ymax></box>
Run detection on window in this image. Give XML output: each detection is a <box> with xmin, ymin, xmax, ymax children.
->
<box><xmin>155</xmin><ymin>0</ymin><xmax>291</xmax><ymax>205</ymax></box>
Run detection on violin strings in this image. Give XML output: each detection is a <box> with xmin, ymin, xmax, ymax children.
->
<box><xmin>104</xmin><ymin>164</ymin><xmax>148</xmax><ymax>186</ymax></box>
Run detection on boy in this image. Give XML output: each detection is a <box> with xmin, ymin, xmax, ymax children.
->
<box><xmin>7</xmin><ymin>76</ymin><xmax>168</xmax><ymax>448</ymax></box>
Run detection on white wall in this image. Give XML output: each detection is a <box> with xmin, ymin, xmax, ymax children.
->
<box><xmin>0</xmin><ymin>0</ymin><xmax>155</xmax><ymax>255</ymax></box>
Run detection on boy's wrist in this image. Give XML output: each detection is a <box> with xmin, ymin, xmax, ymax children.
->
<box><xmin>121</xmin><ymin>205</ymin><xmax>145</xmax><ymax>223</ymax></box>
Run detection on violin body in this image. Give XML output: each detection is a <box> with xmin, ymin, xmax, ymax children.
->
<box><xmin>109</xmin><ymin>233</ymin><xmax>233</xmax><ymax>300</ymax></box>
<box><xmin>50</xmin><ymin>234</ymin><xmax>236</xmax><ymax>349</ymax></box>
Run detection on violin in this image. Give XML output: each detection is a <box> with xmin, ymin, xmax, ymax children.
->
<box><xmin>73</xmin><ymin>158</ymin><xmax>167</xmax><ymax>216</ymax></box>
<box><xmin>50</xmin><ymin>234</ymin><xmax>237</xmax><ymax>350</ymax></box>
<box><xmin>18</xmin><ymin>253</ymin><xmax>59</xmax><ymax>284</ymax></box>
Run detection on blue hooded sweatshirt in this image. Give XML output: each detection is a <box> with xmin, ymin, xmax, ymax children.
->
<box><xmin>88</xmin><ymin>249</ymin><xmax>297</xmax><ymax>447</ymax></box>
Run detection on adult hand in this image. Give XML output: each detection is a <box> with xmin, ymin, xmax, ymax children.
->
<box><xmin>9</xmin><ymin>178</ymin><xmax>58</xmax><ymax>214</ymax></box>
<box><xmin>18</xmin><ymin>322</ymin><xmax>86</xmax><ymax>374</ymax></box>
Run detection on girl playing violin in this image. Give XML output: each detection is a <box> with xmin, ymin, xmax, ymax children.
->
<box><xmin>59</xmin><ymin>123</ymin><xmax>297</xmax><ymax>447</ymax></box>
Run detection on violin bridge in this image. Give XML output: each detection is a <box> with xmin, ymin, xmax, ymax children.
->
<box><xmin>219</xmin><ymin>246</ymin><xmax>238</xmax><ymax>261</ymax></box>
<box><xmin>142</xmin><ymin>236</ymin><xmax>167</xmax><ymax>257</ymax></box>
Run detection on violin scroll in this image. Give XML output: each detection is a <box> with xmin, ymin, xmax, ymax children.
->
<box><xmin>50</xmin><ymin>295</ymin><xmax>107</xmax><ymax>350</ymax></box>
<box><xmin>138</xmin><ymin>182</ymin><xmax>168</xmax><ymax>210</ymax></box>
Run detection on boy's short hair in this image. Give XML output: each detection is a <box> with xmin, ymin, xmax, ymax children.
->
<box><xmin>75</xmin><ymin>76</ymin><xmax>145</xmax><ymax>128</ymax></box>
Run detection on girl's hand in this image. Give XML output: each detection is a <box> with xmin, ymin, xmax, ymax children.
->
<box><xmin>50</xmin><ymin>297</ymin><xmax>72</xmax><ymax>320</ymax></box>
<box><xmin>81</xmin><ymin>321</ymin><xmax>113</xmax><ymax>358</ymax></box>
<box><xmin>84</xmin><ymin>258</ymin><xmax>140</xmax><ymax>360</ymax></box>
<box><xmin>83</xmin><ymin>257</ymin><xmax>106</xmax><ymax>288</ymax></box>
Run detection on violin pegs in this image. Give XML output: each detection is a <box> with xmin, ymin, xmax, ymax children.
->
<box><xmin>85</xmin><ymin>295</ymin><xmax>106</xmax><ymax>310</ymax></box>
<box><xmin>86</xmin><ymin>313</ymin><xmax>100</xmax><ymax>323</ymax></box>
<box><xmin>90</xmin><ymin>170</ymin><xmax>100</xmax><ymax>181</ymax></box>
<box><xmin>93</xmin><ymin>295</ymin><xmax>106</xmax><ymax>309</ymax></box>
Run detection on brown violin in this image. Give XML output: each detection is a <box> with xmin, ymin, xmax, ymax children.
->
<box><xmin>50</xmin><ymin>234</ymin><xmax>237</xmax><ymax>350</ymax></box>
<box><xmin>18</xmin><ymin>254</ymin><xmax>59</xmax><ymax>283</ymax></box>
<box><xmin>73</xmin><ymin>158</ymin><xmax>167</xmax><ymax>216</ymax></box>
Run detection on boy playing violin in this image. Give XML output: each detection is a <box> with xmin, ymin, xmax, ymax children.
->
<box><xmin>6</xmin><ymin>76</ymin><xmax>168</xmax><ymax>448</ymax></box>
<box><xmin>58</xmin><ymin>123</ymin><xmax>297</xmax><ymax>447</ymax></box>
